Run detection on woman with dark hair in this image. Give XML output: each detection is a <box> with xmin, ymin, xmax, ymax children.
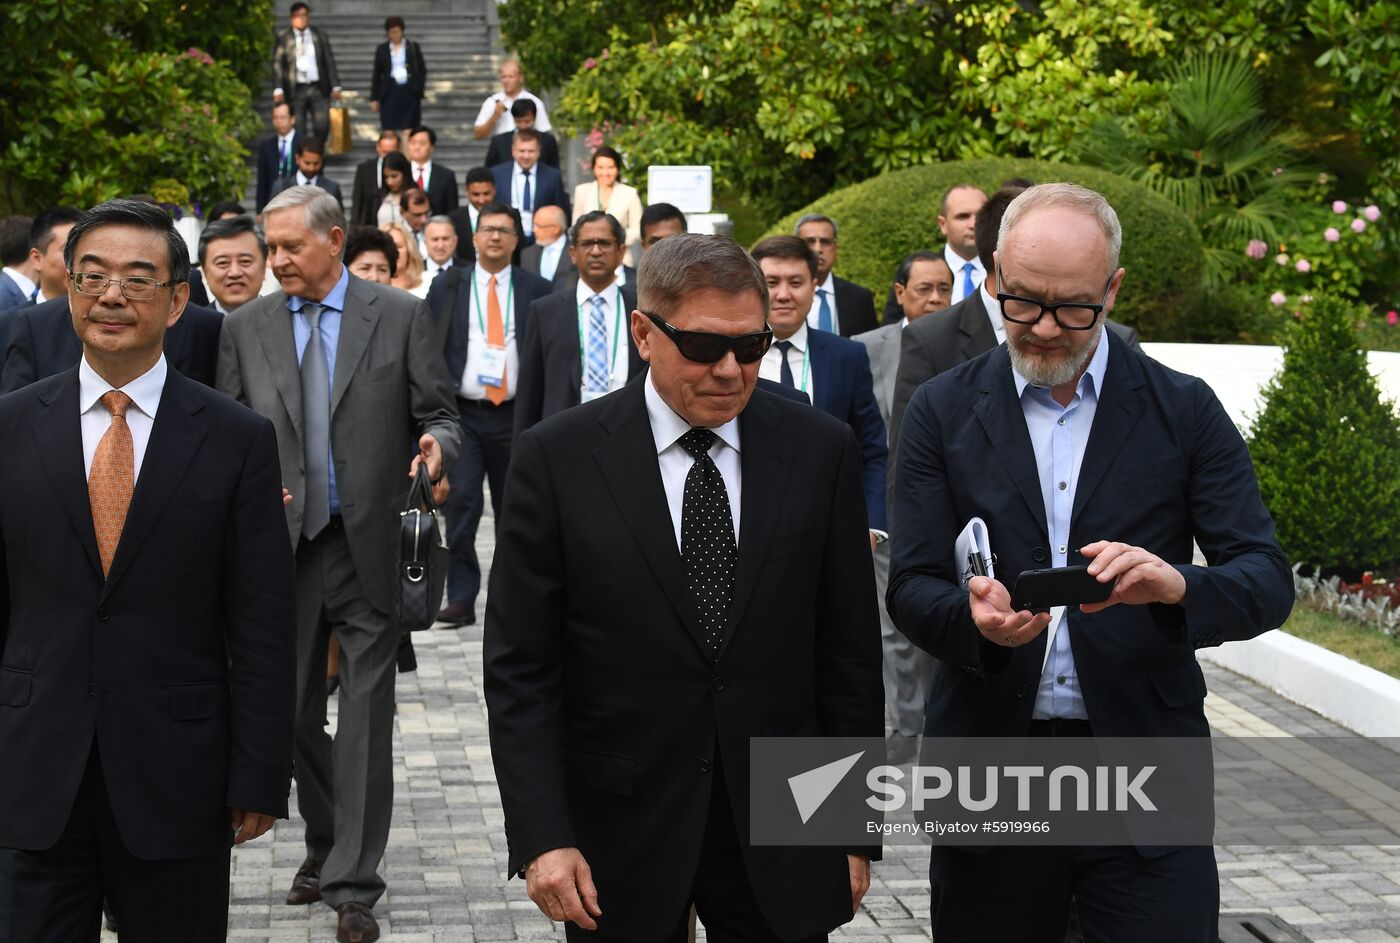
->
<box><xmin>344</xmin><ymin>225</ymin><xmax>398</xmax><ymax>285</ymax></box>
<box><xmin>572</xmin><ymin>144</ymin><xmax>644</xmax><ymax>264</ymax></box>
<box><xmin>376</xmin><ymin>151</ymin><xmax>413</xmax><ymax>226</ymax></box>
<box><xmin>370</xmin><ymin>16</ymin><xmax>427</xmax><ymax>135</ymax></box>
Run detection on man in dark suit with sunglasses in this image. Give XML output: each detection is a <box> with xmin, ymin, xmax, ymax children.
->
<box><xmin>485</xmin><ymin>233</ymin><xmax>883</xmax><ymax>943</ymax></box>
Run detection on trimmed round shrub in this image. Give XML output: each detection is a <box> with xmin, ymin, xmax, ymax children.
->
<box><xmin>766</xmin><ymin>159</ymin><xmax>1203</xmax><ymax>340</ymax></box>
<box><xmin>1248</xmin><ymin>295</ymin><xmax>1400</xmax><ymax>576</ymax></box>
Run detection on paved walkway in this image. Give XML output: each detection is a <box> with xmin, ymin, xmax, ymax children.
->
<box><xmin>103</xmin><ymin>524</ymin><xmax>1400</xmax><ymax>942</ymax></box>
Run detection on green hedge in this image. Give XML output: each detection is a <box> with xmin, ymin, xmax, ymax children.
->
<box><xmin>766</xmin><ymin>159</ymin><xmax>1204</xmax><ymax>340</ymax></box>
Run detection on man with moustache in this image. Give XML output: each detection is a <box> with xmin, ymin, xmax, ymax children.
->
<box><xmin>887</xmin><ymin>184</ymin><xmax>1293</xmax><ymax>941</ymax></box>
<box><xmin>485</xmin><ymin>233</ymin><xmax>882</xmax><ymax>943</ymax></box>
<box><xmin>199</xmin><ymin>216</ymin><xmax>268</xmax><ymax>315</ymax></box>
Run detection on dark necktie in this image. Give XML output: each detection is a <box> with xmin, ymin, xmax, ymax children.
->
<box><xmin>300</xmin><ymin>303</ymin><xmax>331</xmax><ymax>539</ymax></box>
<box><xmin>678</xmin><ymin>428</ymin><xmax>737</xmax><ymax>654</ymax></box>
<box><xmin>773</xmin><ymin>339</ymin><xmax>796</xmax><ymax>388</ymax></box>
<box><xmin>522</xmin><ymin>170</ymin><xmax>532</xmax><ymax>212</ymax></box>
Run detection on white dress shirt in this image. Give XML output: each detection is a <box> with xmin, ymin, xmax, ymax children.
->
<box><xmin>945</xmin><ymin>245</ymin><xmax>985</xmax><ymax>306</ymax></box>
<box><xmin>758</xmin><ymin>323</ymin><xmax>815</xmax><ymax>401</ymax></box>
<box><xmin>510</xmin><ymin>164</ymin><xmax>537</xmax><ymax>236</ymax></box>
<box><xmin>473</xmin><ymin>90</ymin><xmax>552</xmax><ymax>137</ymax></box>
<box><xmin>459</xmin><ymin>264</ymin><xmax>518</xmax><ymax>400</ymax></box>
<box><xmin>538</xmin><ymin>237</ymin><xmax>565</xmax><ymax>281</ymax></box>
<box><xmin>426</xmin><ymin>256</ymin><xmax>454</xmax><ymax>280</ymax></box>
<box><xmin>645</xmin><ymin>371</ymin><xmax>742</xmax><ymax>550</ymax></box>
<box><xmin>411</xmin><ymin>160</ymin><xmax>434</xmax><ymax>192</ymax></box>
<box><xmin>80</xmin><ymin>354</ymin><xmax>165</xmax><ymax>482</ymax></box>
<box><xmin>575</xmin><ymin>278</ymin><xmax>630</xmax><ymax>394</ymax></box>
<box><xmin>294</xmin><ymin>28</ymin><xmax>320</xmax><ymax>85</ymax></box>
<box><xmin>979</xmin><ymin>280</ymin><xmax>1006</xmax><ymax>345</ymax></box>
<box><xmin>2</xmin><ymin>267</ymin><xmax>36</xmax><ymax>300</ymax></box>
<box><xmin>805</xmin><ymin>272</ymin><xmax>840</xmax><ymax>334</ymax></box>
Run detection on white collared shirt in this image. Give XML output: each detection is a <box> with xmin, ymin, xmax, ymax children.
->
<box><xmin>645</xmin><ymin>370</ymin><xmax>742</xmax><ymax>550</ymax></box>
<box><xmin>980</xmin><ymin>280</ymin><xmax>1006</xmax><ymax>345</ymax></box>
<box><xmin>295</xmin><ymin>170</ymin><xmax>315</xmax><ymax>187</ymax></box>
<box><xmin>294</xmin><ymin>28</ymin><xmax>320</xmax><ymax>84</ymax></box>
<box><xmin>759</xmin><ymin>322</ymin><xmax>815</xmax><ymax>401</ymax></box>
<box><xmin>945</xmin><ymin>245</ymin><xmax>985</xmax><ymax>305</ymax></box>
<box><xmin>511</xmin><ymin>163</ymin><xmax>537</xmax><ymax>236</ymax></box>
<box><xmin>2</xmin><ymin>267</ymin><xmax>36</xmax><ymax>300</ymax></box>
<box><xmin>538</xmin><ymin>236</ymin><xmax>565</xmax><ymax>281</ymax></box>
<box><xmin>79</xmin><ymin>354</ymin><xmax>166</xmax><ymax>482</ymax></box>
<box><xmin>805</xmin><ymin>272</ymin><xmax>840</xmax><ymax>334</ymax></box>
<box><xmin>459</xmin><ymin>264</ymin><xmax>517</xmax><ymax>400</ymax></box>
<box><xmin>426</xmin><ymin>256</ymin><xmax>454</xmax><ymax>280</ymax></box>
<box><xmin>474</xmin><ymin>90</ymin><xmax>552</xmax><ymax>137</ymax></box>
<box><xmin>212</xmin><ymin>298</ymin><xmax>234</xmax><ymax>315</ymax></box>
<box><xmin>576</xmin><ymin>277</ymin><xmax>629</xmax><ymax>393</ymax></box>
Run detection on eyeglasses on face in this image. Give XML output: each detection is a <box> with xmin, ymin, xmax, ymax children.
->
<box><xmin>576</xmin><ymin>239</ymin><xmax>619</xmax><ymax>252</ymax></box>
<box><xmin>994</xmin><ymin>264</ymin><xmax>1113</xmax><ymax>331</ymax></box>
<box><xmin>642</xmin><ymin>311</ymin><xmax>773</xmax><ymax>364</ymax></box>
<box><xmin>70</xmin><ymin>271</ymin><xmax>174</xmax><ymax>300</ymax></box>
<box><xmin>476</xmin><ymin>225</ymin><xmax>516</xmax><ymax>238</ymax></box>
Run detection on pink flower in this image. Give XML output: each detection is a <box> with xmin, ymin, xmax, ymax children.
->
<box><xmin>1333</xmin><ymin>200</ymin><xmax>1348</xmax><ymax>214</ymax></box>
<box><xmin>585</xmin><ymin>128</ymin><xmax>604</xmax><ymax>150</ymax></box>
<box><xmin>1352</xmin><ymin>218</ymin><xmax>1367</xmax><ymax>233</ymax></box>
<box><xmin>1270</xmin><ymin>291</ymin><xmax>1287</xmax><ymax>306</ymax></box>
<box><xmin>1295</xmin><ymin>259</ymin><xmax>1311</xmax><ymax>273</ymax></box>
<box><xmin>1275</xmin><ymin>253</ymin><xmax>1289</xmax><ymax>266</ymax></box>
<box><xmin>1365</xmin><ymin>204</ymin><xmax>1381</xmax><ymax>221</ymax></box>
<box><xmin>1245</xmin><ymin>239</ymin><xmax>1268</xmax><ymax>259</ymax></box>
<box><xmin>583</xmin><ymin>57</ymin><xmax>597</xmax><ymax>69</ymax></box>
<box><xmin>1324</xmin><ymin>227</ymin><xmax>1340</xmax><ymax>242</ymax></box>
<box><xmin>1389</xmin><ymin>310</ymin><xmax>1399</xmax><ymax>326</ymax></box>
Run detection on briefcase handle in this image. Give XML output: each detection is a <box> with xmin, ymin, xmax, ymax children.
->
<box><xmin>403</xmin><ymin>461</ymin><xmax>439</xmax><ymax>515</ymax></box>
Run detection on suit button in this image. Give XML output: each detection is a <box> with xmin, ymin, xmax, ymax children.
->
<box><xmin>1031</xmin><ymin>548</ymin><xmax>1048</xmax><ymax>564</ymax></box>
<box><xmin>96</xmin><ymin>607</ymin><xmax>110</xmax><ymax>622</ymax></box>
<box><xmin>699</xmin><ymin>758</ymin><xmax>712</xmax><ymax>773</ymax></box>
<box><xmin>711</xmin><ymin>677</ymin><xmax>724</xmax><ymax>692</ymax></box>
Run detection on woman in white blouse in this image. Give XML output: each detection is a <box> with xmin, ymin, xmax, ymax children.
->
<box><xmin>381</xmin><ymin>220</ymin><xmax>429</xmax><ymax>298</ymax></box>
<box><xmin>572</xmin><ymin>146</ymin><xmax>644</xmax><ymax>265</ymax></box>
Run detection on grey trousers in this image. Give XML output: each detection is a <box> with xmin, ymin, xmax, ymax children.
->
<box><xmin>874</xmin><ymin>540</ymin><xmax>936</xmax><ymax>737</ymax></box>
<box><xmin>293</xmin><ymin>524</ymin><xmax>399</xmax><ymax>909</ymax></box>
<box><xmin>290</xmin><ymin>83</ymin><xmax>331</xmax><ymax>146</ymax></box>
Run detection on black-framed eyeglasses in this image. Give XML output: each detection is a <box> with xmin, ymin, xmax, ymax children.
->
<box><xmin>70</xmin><ymin>271</ymin><xmax>174</xmax><ymax>300</ymax></box>
<box><xmin>642</xmin><ymin>311</ymin><xmax>772</xmax><ymax>364</ymax></box>
<box><xmin>576</xmin><ymin>238</ymin><xmax>619</xmax><ymax>252</ymax></box>
<box><xmin>476</xmin><ymin>225</ymin><xmax>516</xmax><ymax>238</ymax></box>
<box><xmin>995</xmin><ymin>264</ymin><xmax>1113</xmax><ymax>331</ymax></box>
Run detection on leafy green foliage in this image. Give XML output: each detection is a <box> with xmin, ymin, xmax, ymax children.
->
<box><xmin>1249</xmin><ymin>296</ymin><xmax>1400</xmax><ymax>575</ymax></box>
<box><xmin>0</xmin><ymin>0</ymin><xmax>266</xmax><ymax>213</ymax></box>
<box><xmin>762</xmin><ymin>159</ymin><xmax>1203</xmax><ymax>340</ymax></box>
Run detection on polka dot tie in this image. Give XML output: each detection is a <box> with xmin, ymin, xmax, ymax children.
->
<box><xmin>89</xmin><ymin>391</ymin><xmax>134</xmax><ymax>577</ymax></box>
<box><xmin>678</xmin><ymin>428</ymin><xmax>737</xmax><ymax>654</ymax></box>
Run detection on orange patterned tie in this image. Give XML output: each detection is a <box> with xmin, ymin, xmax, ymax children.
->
<box><xmin>89</xmin><ymin>391</ymin><xmax>135</xmax><ymax>576</ymax></box>
<box><xmin>486</xmin><ymin>273</ymin><xmax>508</xmax><ymax>404</ymax></box>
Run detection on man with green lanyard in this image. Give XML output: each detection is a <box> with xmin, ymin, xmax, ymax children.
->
<box><xmin>513</xmin><ymin>211</ymin><xmax>645</xmax><ymax>438</ymax></box>
<box><xmin>435</xmin><ymin>202</ymin><xmax>553</xmax><ymax>627</ymax></box>
<box><xmin>750</xmin><ymin>235</ymin><xmax>888</xmax><ymax>548</ymax></box>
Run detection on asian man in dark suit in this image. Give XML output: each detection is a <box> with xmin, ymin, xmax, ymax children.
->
<box><xmin>405</xmin><ymin>127</ymin><xmax>460</xmax><ymax>216</ymax></box>
<box><xmin>513</xmin><ymin>211</ymin><xmax>643</xmax><ymax>438</ymax></box>
<box><xmin>427</xmin><ymin>202</ymin><xmax>552</xmax><ymax>627</ymax></box>
<box><xmin>485</xmin><ymin>232</ymin><xmax>882</xmax><ymax>943</ymax></box>
<box><xmin>269</xmin><ymin>138</ymin><xmax>344</xmax><ymax>211</ymax></box>
<box><xmin>887</xmin><ymin>186</ymin><xmax>1140</xmax><ymax>457</ymax></box>
<box><xmin>256</xmin><ymin>103</ymin><xmax>301</xmax><ymax>213</ymax></box>
<box><xmin>491</xmin><ymin>129</ymin><xmax>568</xmax><ymax>245</ymax></box>
<box><xmin>2</xmin><ymin>295</ymin><xmax>223</xmax><ymax>393</ymax></box>
<box><xmin>271</xmin><ymin>2</ymin><xmax>341</xmax><ymax>144</ymax></box>
<box><xmin>0</xmin><ymin>199</ymin><xmax>296</xmax><ymax>943</ymax></box>
<box><xmin>887</xmin><ymin>184</ymin><xmax>1294</xmax><ymax>942</ymax></box>
<box><xmin>751</xmin><ymin>236</ymin><xmax>888</xmax><ymax>540</ymax></box>
<box><xmin>795</xmin><ymin>214</ymin><xmax>877</xmax><ymax>337</ymax></box>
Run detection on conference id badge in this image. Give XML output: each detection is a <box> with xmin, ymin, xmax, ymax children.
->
<box><xmin>477</xmin><ymin>345</ymin><xmax>507</xmax><ymax>388</ymax></box>
<box><xmin>580</xmin><ymin>385</ymin><xmax>609</xmax><ymax>404</ymax></box>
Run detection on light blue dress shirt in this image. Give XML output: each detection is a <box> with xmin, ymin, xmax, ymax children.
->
<box><xmin>289</xmin><ymin>265</ymin><xmax>350</xmax><ymax>513</ymax></box>
<box><xmin>1012</xmin><ymin>333</ymin><xmax>1111</xmax><ymax>720</ymax></box>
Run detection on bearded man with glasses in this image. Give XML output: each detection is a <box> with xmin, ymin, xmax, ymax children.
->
<box><xmin>485</xmin><ymin>232</ymin><xmax>883</xmax><ymax>943</ymax></box>
<box><xmin>888</xmin><ymin>183</ymin><xmax>1293</xmax><ymax>941</ymax></box>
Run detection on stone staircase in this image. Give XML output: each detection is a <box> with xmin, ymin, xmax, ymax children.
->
<box><xmin>250</xmin><ymin>0</ymin><xmax>504</xmax><ymax>207</ymax></box>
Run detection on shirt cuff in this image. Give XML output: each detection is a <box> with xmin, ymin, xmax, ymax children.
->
<box><xmin>870</xmin><ymin>529</ymin><xmax>889</xmax><ymax>544</ymax></box>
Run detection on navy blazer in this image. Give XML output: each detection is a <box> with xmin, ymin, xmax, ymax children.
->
<box><xmin>490</xmin><ymin>161</ymin><xmax>570</xmax><ymax>233</ymax></box>
<box><xmin>269</xmin><ymin>172</ymin><xmax>343</xmax><ymax>210</ymax></box>
<box><xmin>434</xmin><ymin>266</ymin><xmax>554</xmax><ymax>392</ymax></box>
<box><xmin>0</xmin><ymin>273</ymin><xmax>29</xmax><ymax>313</ymax></box>
<box><xmin>1</xmin><ymin>297</ymin><xmax>224</xmax><ymax>394</ymax></box>
<box><xmin>255</xmin><ymin>131</ymin><xmax>300</xmax><ymax>212</ymax></box>
<box><xmin>887</xmin><ymin>331</ymin><xmax>1293</xmax><ymax>741</ymax></box>
<box><xmin>806</xmin><ymin>327</ymin><xmax>889</xmax><ymax>532</ymax></box>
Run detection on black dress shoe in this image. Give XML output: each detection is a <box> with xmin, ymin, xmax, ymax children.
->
<box><xmin>336</xmin><ymin>902</ymin><xmax>380</xmax><ymax>942</ymax></box>
<box><xmin>285</xmin><ymin>857</ymin><xmax>322</xmax><ymax>904</ymax></box>
<box><xmin>435</xmin><ymin>601</ymin><xmax>475</xmax><ymax>626</ymax></box>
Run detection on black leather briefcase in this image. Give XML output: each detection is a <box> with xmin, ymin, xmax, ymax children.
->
<box><xmin>397</xmin><ymin>463</ymin><xmax>448</xmax><ymax>632</ymax></box>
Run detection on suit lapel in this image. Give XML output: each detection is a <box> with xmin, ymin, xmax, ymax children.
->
<box><xmin>807</xmin><ymin>331</ymin><xmax>834</xmax><ymax>414</ymax></box>
<box><xmin>592</xmin><ymin>384</ymin><xmax>711</xmax><ymax>656</ymax></box>
<box><xmin>566</xmin><ymin>293</ymin><xmax>583</xmax><ymax>394</ymax></box>
<box><xmin>726</xmin><ymin>392</ymin><xmax>792</xmax><ymax>642</ymax></box>
<box><xmin>959</xmin><ymin>292</ymin><xmax>997</xmax><ymax>362</ymax></box>
<box><xmin>1070</xmin><ymin>333</ymin><xmax>1145</xmax><ymax>531</ymax></box>
<box><xmin>511</xmin><ymin>269</ymin><xmax>531</xmax><ymax>347</ymax></box>
<box><xmin>876</xmin><ymin>327</ymin><xmax>899</xmax><ymax>415</ymax></box>
<box><xmin>331</xmin><ymin>278</ymin><xmax>377</xmax><ymax>417</ymax></box>
<box><xmin>101</xmin><ymin>373</ymin><xmax>207</xmax><ymax>601</ymax></box>
<box><xmin>972</xmin><ymin>348</ymin><xmax>1049</xmax><ymax>538</ymax></box>
<box><xmin>31</xmin><ymin>370</ymin><xmax>102</xmax><ymax>578</ymax></box>
<box><xmin>256</xmin><ymin>294</ymin><xmax>304</xmax><ymax>446</ymax></box>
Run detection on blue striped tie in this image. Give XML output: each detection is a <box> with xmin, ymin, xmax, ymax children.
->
<box><xmin>585</xmin><ymin>295</ymin><xmax>609</xmax><ymax>393</ymax></box>
<box><xmin>817</xmin><ymin>289</ymin><xmax>833</xmax><ymax>333</ymax></box>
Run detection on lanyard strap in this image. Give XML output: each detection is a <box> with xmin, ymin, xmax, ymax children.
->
<box><xmin>471</xmin><ymin>271</ymin><xmax>514</xmax><ymax>337</ymax></box>
<box><xmin>577</xmin><ymin>287</ymin><xmax>625</xmax><ymax>377</ymax></box>
<box><xmin>798</xmin><ymin>344</ymin><xmax>811</xmax><ymax>393</ymax></box>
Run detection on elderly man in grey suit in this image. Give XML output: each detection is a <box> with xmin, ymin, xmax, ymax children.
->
<box><xmin>216</xmin><ymin>186</ymin><xmax>460</xmax><ymax>943</ymax></box>
<box><xmin>854</xmin><ymin>250</ymin><xmax>953</xmax><ymax>763</ymax></box>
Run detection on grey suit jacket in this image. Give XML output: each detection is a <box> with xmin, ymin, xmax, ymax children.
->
<box><xmin>520</xmin><ymin>241</ymin><xmax>577</xmax><ymax>290</ymax></box>
<box><xmin>853</xmin><ymin>321</ymin><xmax>901</xmax><ymax>437</ymax></box>
<box><xmin>216</xmin><ymin>274</ymin><xmax>461</xmax><ymax>615</ymax></box>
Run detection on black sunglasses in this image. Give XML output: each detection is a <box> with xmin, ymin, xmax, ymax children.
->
<box><xmin>642</xmin><ymin>311</ymin><xmax>773</xmax><ymax>364</ymax></box>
